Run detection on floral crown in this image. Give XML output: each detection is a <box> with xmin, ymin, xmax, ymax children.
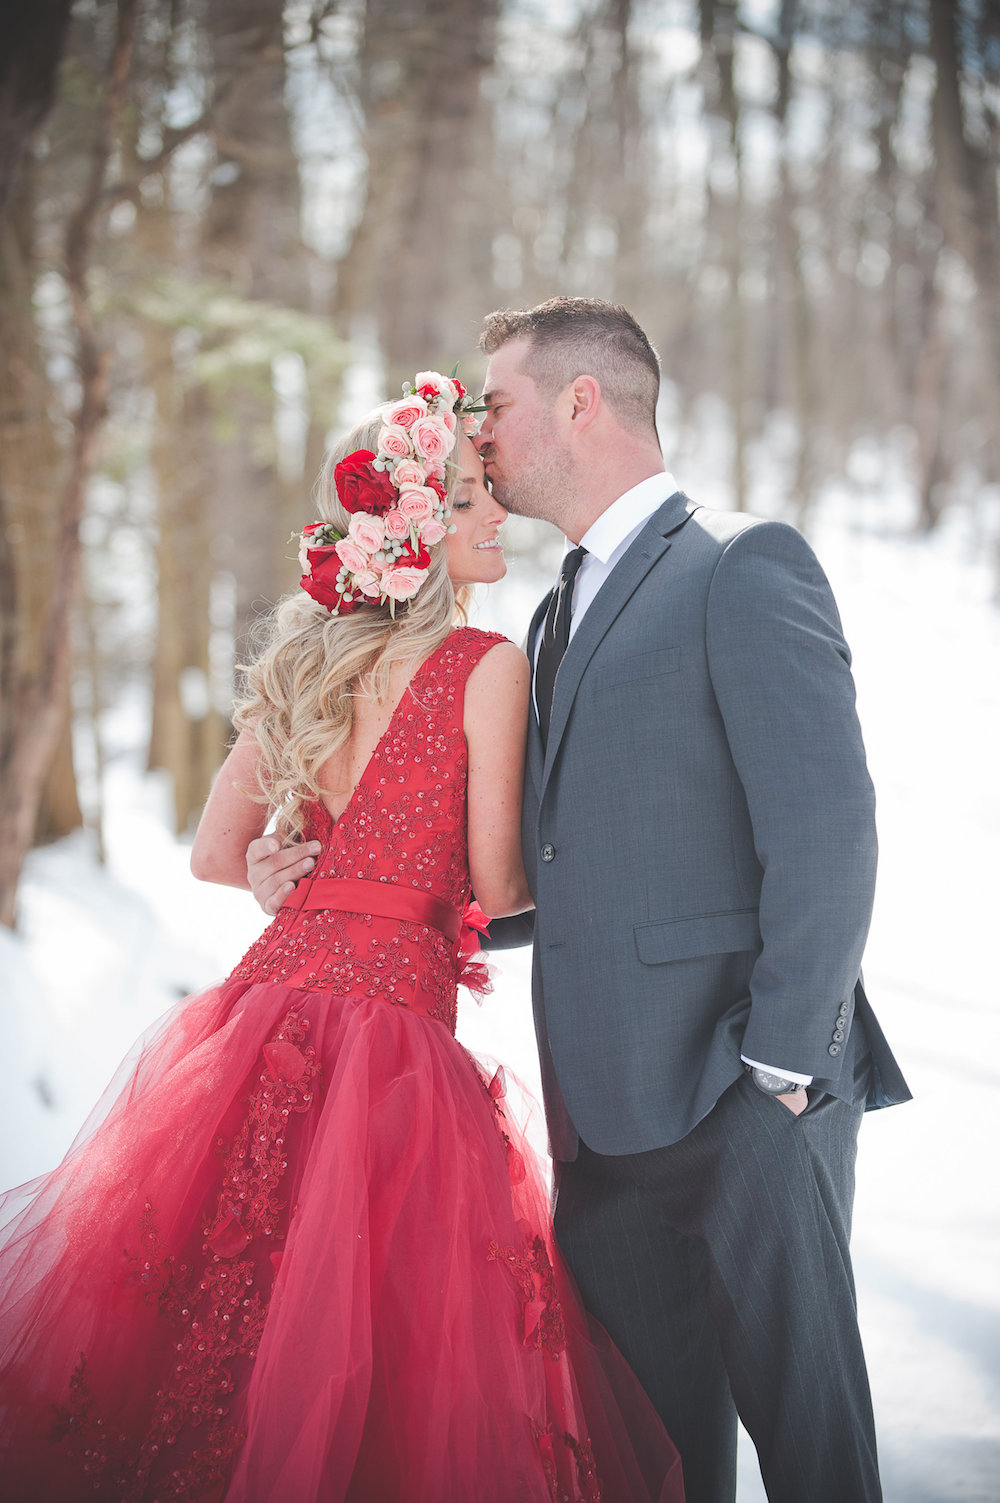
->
<box><xmin>298</xmin><ymin>370</ymin><xmax>481</xmax><ymax>617</ymax></box>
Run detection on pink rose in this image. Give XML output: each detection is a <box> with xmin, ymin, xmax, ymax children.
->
<box><xmin>382</xmin><ymin>565</ymin><xmax>427</xmax><ymax>601</ymax></box>
<box><xmin>298</xmin><ymin>536</ymin><xmax>314</xmax><ymax>573</ymax></box>
<box><xmin>411</xmin><ymin>416</ymin><xmax>454</xmax><ymax>462</ymax></box>
<box><xmin>378</xmin><ymin>423</ymin><xmax>413</xmax><ymax>460</ymax></box>
<box><xmin>392</xmin><ymin>459</ymin><xmax>426</xmax><ymax>488</ymax></box>
<box><xmin>423</xmin><ymin>456</ymin><xmax>446</xmax><ymax>481</ymax></box>
<box><xmin>384</xmin><ymin>508</ymin><xmax>410</xmax><ymax>539</ymax></box>
<box><xmin>397</xmin><ymin>487</ymin><xmax>436</xmax><ymax>522</ymax></box>
<box><xmin>414</xmin><ymin>371</ymin><xmax>458</xmax><ymax>406</ymax></box>
<box><xmin>461</xmin><ymin>413</ymin><xmax>479</xmax><ymax>437</ymax></box>
<box><xmin>352</xmin><ymin>569</ymin><xmax>382</xmax><ymax>598</ymax></box>
<box><xmin>418</xmin><ymin>517</ymin><xmax>448</xmax><ymax>546</ymax></box>
<box><xmin>439</xmin><ymin>407</ymin><xmax>457</xmax><ymax>434</ymax></box>
<box><xmin>335</xmin><ymin>538</ymin><xmax>368</xmax><ymax>573</ymax></box>
<box><xmin>386</xmin><ymin>396</ymin><xmax>428</xmax><ymax>429</ymax></box>
<box><xmin>348</xmin><ymin>512</ymin><xmax>386</xmax><ymax>552</ymax></box>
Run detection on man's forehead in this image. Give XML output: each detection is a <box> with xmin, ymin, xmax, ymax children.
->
<box><xmin>481</xmin><ymin>348</ymin><xmax>531</xmax><ymax>401</ymax></box>
<box><xmin>483</xmin><ymin>335</ymin><xmax>532</xmax><ymax>382</ymax></box>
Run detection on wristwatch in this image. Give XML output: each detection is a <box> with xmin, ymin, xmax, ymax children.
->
<box><xmin>746</xmin><ymin>1065</ymin><xmax>804</xmax><ymax>1097</ymax></box>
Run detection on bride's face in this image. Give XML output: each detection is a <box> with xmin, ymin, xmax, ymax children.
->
<box><xmin>445</xmin><ymin>435</ymin><xmax>509</xmax><ymax>587</ymax></box>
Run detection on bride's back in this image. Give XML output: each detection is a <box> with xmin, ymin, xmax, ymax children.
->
<box><xmin>315</xmin><ymin>658</ymin><xmax>428</xmax><ymax>824</ymax></box>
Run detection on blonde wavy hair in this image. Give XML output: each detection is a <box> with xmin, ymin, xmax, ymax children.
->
<box><xmin>234</xmin><ymin>408</ymin><xmax>469</xmax><ymax>842</ymax></box>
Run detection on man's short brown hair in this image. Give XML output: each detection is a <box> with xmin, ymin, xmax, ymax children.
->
<box><xmin>479</xmin><ymin>296</ymin><xmax>660</xmax><ymax>436</ymax></box>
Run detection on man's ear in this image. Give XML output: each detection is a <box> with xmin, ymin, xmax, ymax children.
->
<box><xmin>568</xmin><ymin>374</ymin><xmax>601</xmax><ymax>428</ymax></box>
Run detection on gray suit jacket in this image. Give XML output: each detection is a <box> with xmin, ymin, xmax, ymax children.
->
<box><xmin>519</xmin><ymin>493</ymin><xmax>910</xmax><ymax>1159</ymax></box>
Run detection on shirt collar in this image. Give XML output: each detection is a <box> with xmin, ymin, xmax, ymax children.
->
<box><xmin>578</xmin><ymin>471</ymin><xmax>678</xmax><ymax>564</ymax></box>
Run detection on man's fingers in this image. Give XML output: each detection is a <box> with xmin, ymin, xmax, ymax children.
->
<box><xmin>246</xmin><ymin>838</ymin><xmax>322</xmax><ymax>915</ymax></box>
<box><xmin>264</xmin><ymin>881</ymin><xmax>296</xmax><ymax>917</ymax></box>
<box><xmin>246</xmin><ymin>835</ymin><xmax>280</xmax><ymax>864</ymax></box>
<box><xmin>247</xmin><ymin>840</ymin><xmax>321</xmax><ymax>881</ymax></box>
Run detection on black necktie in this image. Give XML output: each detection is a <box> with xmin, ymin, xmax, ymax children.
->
<box><xmin>535</xmin><ymin>545</ymin><xmax>587</xmax><ymax>747</ymax></box>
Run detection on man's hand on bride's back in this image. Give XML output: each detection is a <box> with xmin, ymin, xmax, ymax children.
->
<box><xmin>246</xmin><ymin>836</ymin><xmax>322</xmax><ymax>916</ymax></box>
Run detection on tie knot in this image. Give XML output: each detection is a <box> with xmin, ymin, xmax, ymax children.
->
<box><xmin>562</xmin><ymin>544</ymin><xmax>587</xmax><ymax>578</ymax></box>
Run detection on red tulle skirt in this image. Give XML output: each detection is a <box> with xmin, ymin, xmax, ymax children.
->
<box><xmin>0</xmin><ymin>981</ymin><xmax>683</xmax><ymax>1502</ymax></box>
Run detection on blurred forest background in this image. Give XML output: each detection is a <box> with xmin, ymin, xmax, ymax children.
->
<box><xmin>1</xmin><ymin>0</ymin><xmax>998</xmax><ymax>928</ymax></box>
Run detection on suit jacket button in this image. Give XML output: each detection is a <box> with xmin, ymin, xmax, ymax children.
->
<box><xmin>540</xmin><ymin>843</ymin><xmax>556</xmax><ymax>863</ymax></box>
<box><xmin>828</xmin><ymin>1043</ymin><xmax>842</xmax><ymax>1056</ymax></box>
<box><xmin>839</xmin><ymin>1001</ymin><xmax>850</xmax><ymax>1017</ymax></box>
<box><xmin>833</xmin><ymin>1028</ymin><xmax>846</xmax><ymax>1042</ymax></box>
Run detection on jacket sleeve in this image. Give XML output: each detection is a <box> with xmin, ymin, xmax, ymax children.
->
<box><xmin>704</xmin><ymin>520</ymin><xmax>877</xmax><ymax>1076</ymax></box>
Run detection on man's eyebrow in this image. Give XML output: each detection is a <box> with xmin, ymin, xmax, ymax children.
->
<box><xmin>481</xmin><ymin>387</ymin><xmax>507</xmax><ymax>406</ymax></box>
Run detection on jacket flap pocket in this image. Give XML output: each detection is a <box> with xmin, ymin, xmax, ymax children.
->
<box><xmin>595</xmin><ymin>647</ymin><xmax>680</xmax><ymax>687</ymax></box>
<box><xmin>634</xmin><ymin>908</ymin><xmax>760</xmax><ymax>965</ymax></box>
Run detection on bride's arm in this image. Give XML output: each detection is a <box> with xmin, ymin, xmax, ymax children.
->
<box><xmin>190</xmin><ymin>731</ymin><xmax>270</xmax><ymax>888</ymax></box>
<box><xmin>463</xmin><ymin>641</ymin><xmax>534</xmax><ymax>919</ymax></box>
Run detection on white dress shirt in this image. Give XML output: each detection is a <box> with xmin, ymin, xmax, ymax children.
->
<box><xmin>537</xmin><ymin>472</ymin><xmax>813</xmax><ymax>1090</ymax></box>
<box><xmin>569</xmin><ymin>472</ymin><xmax>679</xmax><ymax>637</ymax></box>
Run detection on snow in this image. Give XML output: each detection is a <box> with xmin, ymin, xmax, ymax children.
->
<box><xmin>2</xmin><ymin>503</ymin><xmax>999</xmax><ymax>1501</ymax></box>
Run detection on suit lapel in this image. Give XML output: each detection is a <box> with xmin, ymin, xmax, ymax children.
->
<box><xmin>539</xmin><ymin>492</ymin><xmax>698</xmax><ymax>798</ymax></box>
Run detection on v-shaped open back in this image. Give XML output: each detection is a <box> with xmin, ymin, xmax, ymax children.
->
<box><xmin>317</xmin><ymin>638</ymin><xmax>447</xmax><ymax>829</ymax></box>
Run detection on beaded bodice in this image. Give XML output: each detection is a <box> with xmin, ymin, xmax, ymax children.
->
<box><xmin>228</xmin><ymin>627</ymin><xmax>507</xmax><ymax>1030</ymax></box>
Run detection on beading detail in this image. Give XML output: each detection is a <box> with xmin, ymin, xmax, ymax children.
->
<box><xmin>229</xmin><ymin>628</ymin><xmax>505</xmax><ymax>1034</ymax></box>
<box><xmin>50</xmin><ymin>1008</ymin><xmax>320</xmax><ymax>1501</ymax></box>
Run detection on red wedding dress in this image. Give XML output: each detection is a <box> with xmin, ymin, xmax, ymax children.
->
<box><xmin>0</xmin><ymin>627</ymin><xmax>684</xmax><ymax>1503</ymax></box>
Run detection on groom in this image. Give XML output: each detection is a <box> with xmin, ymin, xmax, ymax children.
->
<box><xmin>471</xmin><ymin>298</ymin><xmax>909</xmax><ymax>1503</ymax></box>
<box><xmin>245</xmin><ymin>296</ymin><xmax>909</xmax><ymax>1503</ymax></box>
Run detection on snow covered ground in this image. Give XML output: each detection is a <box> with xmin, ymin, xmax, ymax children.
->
<box><xmin>2</xmin><ymin>500</ymin><xmax>998</xmax><ymax>1501</ymax></box>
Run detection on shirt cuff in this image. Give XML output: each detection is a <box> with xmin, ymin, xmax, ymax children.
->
<box><xmin>741</xmin><ymin>1056</ymin><xmax>814</xmax><ymax>1087</ymax></box>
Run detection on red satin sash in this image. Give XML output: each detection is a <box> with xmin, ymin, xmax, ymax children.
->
<box><xmin>281</xmin><ymin>874</ymin><xmax>463</xmax><ymax>944</ymax></box>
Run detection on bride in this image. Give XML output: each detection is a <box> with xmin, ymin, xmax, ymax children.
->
<box><xmin>0</xmin><ymin>371</ymin><xmax>683</xmax><ymax>1502</ymax></box>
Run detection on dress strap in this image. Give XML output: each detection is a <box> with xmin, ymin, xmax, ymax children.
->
<box><xmin>438</xmin><ymin>627</ymin><xmax>510</xmax><ymax>725</ymax></box>
<box><xmin>281</xmin><ymin>875</ymin><xmax>462</xmax><ymax>943</ymax></box>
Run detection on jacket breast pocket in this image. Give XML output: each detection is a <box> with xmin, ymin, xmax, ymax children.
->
<box><xmin>634</xmin><ymin>908</ymin><xmax>760</xmax><ymax>965</ymax></box>
<box><xmin>594</xmin><ymin>646</ymin><xmax>681</xmax><ymax>688</ymax></box>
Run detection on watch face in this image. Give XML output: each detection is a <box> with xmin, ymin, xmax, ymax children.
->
<box><xmin>753</xmin><ymin>1069</ymin><xmax>793</xmax><ymax>1095</ymax></box>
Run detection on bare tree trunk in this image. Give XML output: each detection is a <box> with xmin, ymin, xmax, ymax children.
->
<box><xmin>332</xmin><ymin>0</ymin><xmax>499</xmax><ymax>384</ymax></box>
<box><xmin>0</xmin><ymin>0</ymin><xmax>137</xmax><ymax>928</ymax></box>
<box><xmin>34</xmin><ymin>703</ymin><xmax>84</xmax><ymax>844</ymax></box>
<box><xmin>929</xmin><ymin>0</ymin><xmax>1000</xmax><ymax>380</ymax></box>
<box><xmin>913</xmin><ymin>274</ymin><xmax>949</xmax><ymax>531</ymax></box>
<box><xmin>927</xmin><ymin>0</ymin><xmax>1000</xmax><ymax>553</ymax></box>
<box><xmin>0</xmin><ymin>163</ymin><xmax>80</xmax><ymax>855</ymax></box>
<box><xmin>148</xmin><ymin>371</ymin><xmax>228</xmax><ymax>833</ymax></box>
<box><xmin>192</xmin><ymin>0</ymin><xmax>310</xmax><ymax>675</ymax></box>
<box><xmin>0</xmin><ymin>0</ymin><xmax>74</xmax><ymax>224</ymax></box>
<box><xmin>700</xmin><ymin>0</ymin><xmax>749</xmax><ymax>510</ymax></box>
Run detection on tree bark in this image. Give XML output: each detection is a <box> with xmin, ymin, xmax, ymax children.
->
<box><xmin>0</xmin><ymin>0</ymin><xmax>138</xmax><ymax>928</ymax></box>
<box><xmin>0</xmin><ymin>0</ymin><xmax>75</xmax><ymax>225</ymax></box>
<box><xmin>332</xmin><ymin>0</ymin><xmax>499</xmax><ymax>384</ymax></box>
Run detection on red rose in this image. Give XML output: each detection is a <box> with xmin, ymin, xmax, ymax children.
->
<box><xmin>426</xmin><ymin>475</ymin><xmax>447</xmax><ymax>505</ymax></box>
<box><xmin>417</xmin><ymin>382</ymin><xmax>440</xmax><ymax>401</ymax></box>
<box><xmin>395</xmin><ymin>538</ymin><xmax>431</xmax><ymax>571</ymax></box>
<box><xmin>300</xmin><ymin>545</ymin><xmax>346</xmax><ymax>611</ymax></box>
<box><xmin>453</xmin><ymin>377</ymin><xmax>467</xmax><ymax>399</ymax></box>
<box><xmin>334</xmin><ymin>450</ymin><xmax>396</xmax><ymax>515</ymax></box>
